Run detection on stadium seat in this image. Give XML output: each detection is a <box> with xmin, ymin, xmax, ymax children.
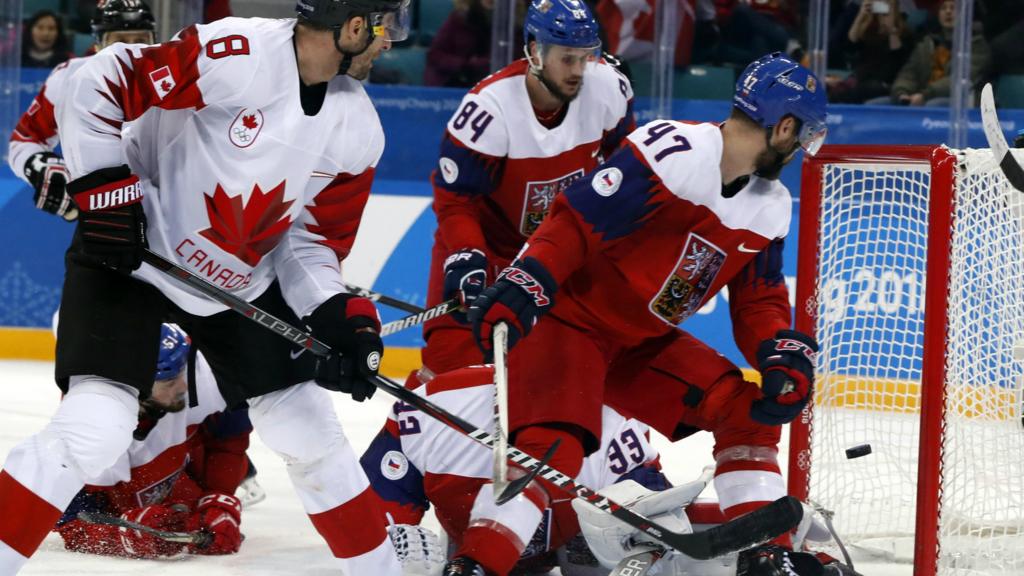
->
<box><xmin>23</xmin><ymin>0</ymin><xmax>63</xmax><ymax>16</ymax></box>
<box><xmin>996</xmin><ymin>75</ymin><xmax>1024</xmax><ymax>110</ymax></box>
<box><xmin>72</xmin><ymin>32</ymin><xmax>94</xmax><ymax>56</ymax></box>
<box><xmin>417</xmin><ymin>0</ymin><xmax>452</xmax><ymax>44</ymax></box>
<box><xmin>374</xmin><ymin>46</ymin><xmax>428</xmax><ymax>85</ymax></box>
<box><xmin>674</xmin><ymin>66</ymin><xmax>735</xmax><ymax>101</ymax></box>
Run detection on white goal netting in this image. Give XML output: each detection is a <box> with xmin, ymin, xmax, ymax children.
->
<box><xmin>801</xmin><ymin>148</ymin><xmax>1024</xmax><ymax>575</ymax></box>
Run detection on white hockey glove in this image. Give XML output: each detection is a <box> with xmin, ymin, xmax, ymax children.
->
<box><xmin>571</xmin><ymin>471</ymin><xmax>711</xmax><ymax>569</ymax></box>
<box><xmin>388</xmin><ymin>523</ymin><xmax>446</xmax><ymax>576</ymax></box>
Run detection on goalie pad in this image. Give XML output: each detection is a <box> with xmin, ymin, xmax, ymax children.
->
<box><xmin>572</xmin><ymin>468</ymin><xmax>712</xmax><ymax>568</ymax></box>
<box><xmin>388</xmin><ymin>523</ymin><xmax>446</xmax><ymax>576</ymax></box>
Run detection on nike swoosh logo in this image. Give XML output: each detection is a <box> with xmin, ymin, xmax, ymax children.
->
<box><xmin>290</xmin><ymin>348</ymin><xmax>305</xmax><ymax>360</ymax></box>
<box><xmin>737</xmin><ymin>243</ymin><xmax>760</xmax><ymax>253</ymax></box>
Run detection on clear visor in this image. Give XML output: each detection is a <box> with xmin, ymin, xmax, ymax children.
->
<box><xmin>528</xmin><ymin>41</ymin><xmax>602</xmax><ymax>70</ymax></box>
<box><xmin>799</xmin><ymin>120</ymin><xmax>827</xmax><ymax>156</ymax></box>
<box><xmin>370</xmin><ymin>0</ymin><xmax>411</xmax><ymax>42</ymax></box>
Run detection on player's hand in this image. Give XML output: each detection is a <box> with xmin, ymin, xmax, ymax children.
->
<box><xmin>737</xmin><ymin>544</ymin><xmax>826</xmax><ymax>576</ymax></box>
<box><xmin>67</xmin><ymin>164</ymin><xmax>148</xmax><ymax>273</ymax></box>
<box><xmin>118</xmin><ymin>505</ymin><xmax>188</xmax><ymax>558</ymax></box>
<box><xmin>24</xmin><ymin>152</ymin><xmax>77</xmax><ymax>221</ymax></box>
<box><xmin>305</xmin><ymin>293</ymin><xmax>383</xmax><ymax>401</ymax></box>
<box><xmin>751</xmin><ymin>329</ymin><xmax>818</xmax><ymax>425</ymax></box>
<box><xmin>468</xmin><ymin>257</ymin><xmax>557</xmax><ymax>356</ymax></box>
<box><xmin>187</xmin><ymin>493</ymin><xmax>242</xmax><ymax>555</ymax></box>
<box><xmin>442</xmin><ymin>248</ymin><xmax>488</xmax><ymax>323</ymax></box>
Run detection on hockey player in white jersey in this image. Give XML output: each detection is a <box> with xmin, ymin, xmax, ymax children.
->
<box><xmin>360</xmin><ymin>366</ymin><xmax>666</xmax><ymax>576</ymax></box>
<box><xmin>8</xmin><ymin>0</ymin><xmax>157</xmax><ymax>222</ymax></box>
<box><xmin>0</xmin><ymin>1</ymin><xmax>411</xmax><ymax>574</ymax></box>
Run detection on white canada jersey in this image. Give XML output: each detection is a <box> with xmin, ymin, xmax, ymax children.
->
<box><xmin>57</xmin><ymin>17</ymin><xmax>384</xmax><ymax>317</ymax></box>
<box><xmin>8</xmin><ymin>57</ymin><xmax>90</xmax><ymax>182</ymax></box>
<box><xmin>84</xmin><ymin>351</ymin><xmax>227</xmax><ymax>488</ymax></box>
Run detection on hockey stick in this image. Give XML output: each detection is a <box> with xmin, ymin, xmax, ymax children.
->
<box><xmin>140</xmin><ymin>249</ymin><xmax>804</xmax><ymax>559</ymax></box>
<box><xmin>341</xmin><ymin>283</ymin><xmax>425</xmax><ymax>314</ymax></box>
<box><xmin>610</xmin><ymin>548</ymin><xmax>666</xmax><ymax>576</ymax></box>
<box><xmin>77</xmin><ymin>511</ymin><xmax>212</xmax><ymax>548</ymax></box>
<box><xmin>492</xmin><ymin>322</ymin><xmax>511</xmax><ymax>500</ymax></box>
<box><xmin>981</xmin><ymin>83</ymin><xmax>1024</xmax><ymax>192</ymax></box>
<box><xmin>379</xmin><ymin>298</ymin><xmax>460</xmax><ymax>337</ymax></box>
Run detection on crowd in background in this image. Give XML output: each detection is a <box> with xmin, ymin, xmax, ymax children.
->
<box><xmin>17</xmin><ymin>0</ymin><xmax>1024</xmax><ymax>107</ymax></box>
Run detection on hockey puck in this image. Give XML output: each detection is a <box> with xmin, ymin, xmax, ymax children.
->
<box><xmin>845</xmin><ymin>444</ymin><xmax>872</xmax><ymax>459</ymax></box>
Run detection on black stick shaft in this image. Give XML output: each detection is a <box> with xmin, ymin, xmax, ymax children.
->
<box><xmin>341</xmin><ymin>283</ymin><xmax>425</xmax><ymax>314</ymax></box>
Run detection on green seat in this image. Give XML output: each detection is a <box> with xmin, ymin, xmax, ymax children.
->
<box><xmin>674</xmin><ymin>66</ymin><xmax>735</xmax><ymax>101</ymax></box>
<box><xmin>418</xmin><ymin>0</ymin><xmax>453</xmax><ymax>40</ymax></box>
<box><xmin>23</xmin><ymin>0</ymin><xmax>63</xmax><ymax>15</ymax></box>
<box><xmin>375</xmin><ymin>46</ymin><xmax>428</xmax><ymax>85</ymax></box>
<box><xmin>996</xmin><ymin>75</ymin><xmax>1024</xmax><ymax>110</ymax></box>
<box><xmin>625</xmin><ymin>61</ymin><xmax>653</xmax><ymax>97</ymax></box>
<box><xmin>73</xmin><ymin>32</ymin><xmax>95</xmax><ymax>56</ymax></box>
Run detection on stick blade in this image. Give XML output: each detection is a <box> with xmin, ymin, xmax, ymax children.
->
<box><xmin>495</xmin><ymin>439</ymin><xmax>560</xmax><ymax>505</ymax></box>
<box><xmin>663</xmin><ymin>495</ymin><xmax>803</xmax><ymax>560</ymax></box>
<box><xmin>981</xmin><ymin>82</ymin><xmax>1024</xmax><ymax>192</ymax></box>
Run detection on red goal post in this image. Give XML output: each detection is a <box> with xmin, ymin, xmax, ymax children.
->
<box><xmin>788</xmin><ymin>145</ymin><xmax>1024</xmax><ymax>575</ymax></box>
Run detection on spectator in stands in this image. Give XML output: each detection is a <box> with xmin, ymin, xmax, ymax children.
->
<box><xmin>978</xmin><ymin>0</ymin><xmax>1024</xmax><ymax>76</ymax></box>
<box><xmin>889</xmin><ymin>0</ymin><xmax>989</xmax><ymax>106</ymax></box>
<box><xmin>425</xmin><ymin>0</ymin><xmax>496</xmax><ymax>87</ymax></box>
<box><xmin>827</xmin><ymin>0</ymin><xmax>913</xmax><ymax>103</ymax></box>
<box><xmin>22</xmin><ymin>10</ymin><xmax>71</xmax><ymax>69</ymax></box>
<box><xmin>713</xmin><ymin>0</ymin><xmax>799</xmax><ymax>67</ymax></box>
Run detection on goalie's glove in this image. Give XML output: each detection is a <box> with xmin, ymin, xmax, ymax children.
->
<box><xmin>25</xmin><ymin>151</ymin><xmax>77</xmax><ymax>221</ymax></box>
<box><xmin>442</xmin><ymin>247</ymin><xmax>488</xmax><ymax>324</ymax></box>
<box><xmin>752</xmin><ymin>330</ymin><xmax>818</xmax><ymax>425</ymax></box>
<box><xmin>468</xmin><ymin>257</ymin><xmax>557</xmax><ymax>355</ymax></box>
<box><xmin>304</xmin><ymin>293</ymin><xmax>383</xmax><ymax>402</ymax></box>
<box><xmin>737</xmin><ymin>544</ymin><xmax>826</xmax><ymax>576</ymax></box>
<box><xmin>67</xmin><ymin>164</ymin><xmax>148</xmax><ymax>273</ymax></box>
<box><xmin>388</xmin><ymin>523</ymin><xmax>446</xmax><ymax>576</ymax></box>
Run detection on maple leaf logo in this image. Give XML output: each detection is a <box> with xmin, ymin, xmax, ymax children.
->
<box><xmin>199</xmin><ymin>181</ymin><xmax>294</xmax><ymax>267</ymax></box>
<box><xmin>160</xmin><ymin>80</ymin><xmax>172</xmax><ymax>93</ymax></box>
<box><xmin>242</xmin><ymin>114</ymin><xmax>258</xmax><ymax>130</ymax></box>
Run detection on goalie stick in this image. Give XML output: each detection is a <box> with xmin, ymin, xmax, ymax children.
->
<box><xmin>980</xmin><ymin>83</ymin><xmax>1024</xmax><ymax>192</ymax></box>
<box><xmin>140</xmin><ymin>248</ymin><xmax>804</xmax><ymax>559</ymax></box>
<box><xmin>77</xmin><ymin>511</ymin><xmax>212</xmax><ymax>548</ymax></box>
<box><xmin>341</xmin><ymin>283</ymin><xmax>425</xmax><ymax>314</ymax></box>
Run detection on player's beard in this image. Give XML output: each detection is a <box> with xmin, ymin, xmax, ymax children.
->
<box><xmin>538</xmin><ymin>69</ymin><xmax>583</xmax><ymax>104</ymax></box>
<box><xmin>141</xmin><ymin>395</ymin><xmax>186</xmax><ymax>414</ymax></box>
<box><xmin>754</xmin><ymin>139</ymin><xmax>798</xmax><ymax>180</ymax></box>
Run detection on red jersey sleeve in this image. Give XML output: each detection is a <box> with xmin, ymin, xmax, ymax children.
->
<box><xmin>727</xmin><ymin>238</ymin><xmax>792</xmax><ymax>367</ymax></box>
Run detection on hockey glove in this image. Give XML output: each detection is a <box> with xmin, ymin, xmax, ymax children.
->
<box><xmin>187</xmin><ymin>493</ymin><xmax>242</xmax><ymax>555</ymax></box>
<box><xmin>468</xmin><ymin>257</ymin><xmax>557</xmax><ymax>355</ymax></box>
<box><xmin>25</xmin><ymin>152</ymin><xmax>77</xmax><ymax>221</ymax></box>
<box><xmin>305</xmin><ymin>293</ymin><xmax>383</xmax><ymax>401</ymax></box>
<box><xmin>442</xmin><ymin>247</ymin><xmax>488</xmax><ymax>323</ymax></box>
<box><xmin>751</xmin><ymin>329</ymin><xmax>818</xmax><ymax>425</ymax></box>
<box><xmin>67</xmin><ymin>164</ymin><xmax>147</xmax><ymax>273</ymax></box>
<box><xmin>118</xmin><ymin>505</ymin><xmax>188</xmax><ymax>558</ymax></box>
<box><xmin>737</xmin><ymin>544</ymin><xmax>826</xmax><ymax>576</ymax></box>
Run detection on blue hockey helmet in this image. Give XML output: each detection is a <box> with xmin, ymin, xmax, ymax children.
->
<box><xmin>523</xmin><ymin>0</ymin><xmax>601</xmax><ymax>52</ymax></box>
<box><xmin>733</xmin><ymin>52</ymin><xmax>828</xmax><ymax>156</ymax></box>
<box><xmin>155</xmin><ymin>324</ymin><xmax>189</xmax><ymax>381</ymax></box>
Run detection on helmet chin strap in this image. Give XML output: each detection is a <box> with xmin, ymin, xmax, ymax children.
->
<box><xmin>333</xmin><ymin>23</ymin><xmax>375</xmax><ymax>76</ymax></box>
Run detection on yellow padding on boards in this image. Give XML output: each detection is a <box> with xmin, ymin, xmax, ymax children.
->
<box><xmin>0</xmin><ymin>327</ymin><xmax>422</xmax><ymax>379</ymax></box>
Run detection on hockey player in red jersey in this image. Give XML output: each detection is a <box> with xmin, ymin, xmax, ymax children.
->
<box><xmin>469</xmin><ymin>52</ymin><xmax>828</xmax><ymax>571</ymax></box>
<box><xmin>8</xmin><ymin>0</ymin><xmax>158</xmax><ymax>223</ymax></box>
<box><xmin>54</xmin><ymin>324</ymin><xmax>249</xmax><ymax>558</ymax></box>
<box><xmin>422</xmin><ymin>0</ymin><xmax>636</xmax><ymax>374</ymax></box>
<box><xmin>360</xmin><ymin>365</ymin><xmax>667</xmax><ymax>576</ymax></box>
<box><xmin>0</xmin><ymin>1</ymin><xmax>411</xmax><ymax>573</ymax></box>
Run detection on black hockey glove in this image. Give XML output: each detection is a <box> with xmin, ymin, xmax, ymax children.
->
<box><xmin>304</xmin><ymin>293</ymin><xmax>383</xmax><ymax>402</ymax></box>
<box><xmin>468</xmin><ymin>257</ymin><xmax>557</xmax><ymax>357</ymax></box>
<box><xmin>25</xmin><ymin>152</ymin><xmax>77</xmax><ymax>221</ymax></box>
<box><xmin>442</xmin><ymin>247</ymin><xmax>488</xmax><ymax>323</ymax></box>
<box><xmin>737</xmin><ymin>544</ymin><xmax>826</xmax><ymax>576</ymax></box>
<box><xmin>67</xmin><ymin>165</ymin><xmax>147</xmax><ymax>273</ymax></box>
<box><xmin>751</xmin><ymin>329</ymin><xmax>818</xmax><ymax>426</ymax></box>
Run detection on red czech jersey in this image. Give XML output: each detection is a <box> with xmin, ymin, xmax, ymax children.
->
<box><xmin>521</xmin><ymin>120</ymin><xmax>793</xmax><ymax>365</ymax></box>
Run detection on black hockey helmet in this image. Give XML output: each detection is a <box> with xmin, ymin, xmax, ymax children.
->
<box><xmin>91</xmin><ymin>0</ymin><xmax>156</xmax><ymax>43</ymax></box>
<box><xmin>296</xmin><ymin>0</ymin><xmax>410</xmax><ymax>42</ymax></box>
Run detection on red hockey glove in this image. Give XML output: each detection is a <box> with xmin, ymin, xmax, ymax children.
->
<box><xmin>118</xmin><ymin>505</ymin><xmax>188</xmax><ymax>558</ymax></box>
<box><xmin>442</xmin><ymin>248</ymin><xmax>488</xmax><ymax>323</ymax></box>
<box><xmin>67</xmin><ymin>164</ymin><xmax>148</xmax><ymax>273</ymax></box>
<box><xmin>187</xmin><ymin>493</ymin><xmax>242</xmax><ymax>555</ymax></box>
<box><xmin>24</xmin><ymin>152</ymin><xmax>76</xmax><ymax>221</ymax></box>
<box><xmin>468</xmin><ymin>257</ymin><xmax>557</xmax><ymax>356</ymax></box>
<box><xmin>751</xmin><ymin>329</ymin><xmax>818</xmax><ymax>425</ymax></box>
<box><xmin>304</xmin><ymin>293</ymin><xmax>383</xmax><ymax>401</ymax></box>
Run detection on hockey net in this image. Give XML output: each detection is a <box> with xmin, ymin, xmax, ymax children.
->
<box><xmin>790</xmin><ymin>145</ymin><xmax>1024</xmax><ymax>575</ymax></box>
